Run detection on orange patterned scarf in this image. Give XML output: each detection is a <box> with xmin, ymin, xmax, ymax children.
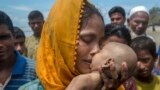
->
<box><xmin>36</xmin><ymin>0</ymin><xmax>85</xmax><ymax>89</ymax></box>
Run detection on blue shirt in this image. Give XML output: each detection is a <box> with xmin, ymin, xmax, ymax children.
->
<box><xmin>157</xmin><ymin>46</ymin><xmax>160</xmax><ymax>56</ymax></box>
<box><xmin>4</xmin><ymin>51</ymin><xmax>37</xmax><ymax>90</ymax></box>
<box><xmin>152</xmin><ymin>63</ymin><xmax>160</xmax><ymax>75</ymax></box>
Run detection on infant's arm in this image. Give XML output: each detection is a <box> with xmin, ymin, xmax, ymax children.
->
<box><xmin>66</xmin><ymin>72</ymin><xmax>102</xmax><ymax>90</ymax></box>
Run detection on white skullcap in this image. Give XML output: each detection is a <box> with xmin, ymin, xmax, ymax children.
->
<box><xmin>128</xmin><ymin>6</ymin><xmax>149</xmax><ymax>18</ymax></box>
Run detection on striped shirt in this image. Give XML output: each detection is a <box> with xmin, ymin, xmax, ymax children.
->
<box><xmin>4</xmin><ymin>51</ymin><xmax>37</xmax><ymax>90</ymax></box>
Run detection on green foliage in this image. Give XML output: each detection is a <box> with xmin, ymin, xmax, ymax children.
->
<box><xmin>149</xmin><ymin>7</ymin><xmax>160</xmax><ymax>25</ymax></box>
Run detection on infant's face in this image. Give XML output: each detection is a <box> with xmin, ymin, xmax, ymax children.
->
<box><xmin>90</xmin><ymin>50</ymin><xmax>111</xmax><ymax>71</ymax></box>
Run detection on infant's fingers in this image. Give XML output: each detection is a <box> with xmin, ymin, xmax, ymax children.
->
<box><xmin>101</xmin><ymin>63</ymin><xmax>110</xmax><ymax>69</ymax></box>
<box><xmin>100</xmin><ymin>68</ymin><xmax>110</xmax><ymax>83</ymax></box>
<box><xmin>121</xmin><ymin>62</ymin><xmax>127</xmax><ymax>69</ymax></box>
<box><xmin>101</xmin><ymin>59</ymin><xmax>114</xmax><ymax>75</ymax></box>
<box><xmin>102</xmin><ymin>61</ymin><xmax>118</xmax><ymax>79</ymax></box>
<box><xmin>110</xmin><ymin>61</ymin><xmax>116</xmax><ymax>71</ymax></box>
<box><xmin>121</xmin><ymin>62</ymin><xmax>129</xmax><ymax>82</ymax></box>
<box><xmin>110</xmin><ymin>62</ymin><xmax>118</xmax><ymax>79</ymax></box>
<box><xmin>100</xmin><ymin>70</ymin><xmax>118</xmax><ymax>89</ymax></box>
<box><xmin>121</xmin><ymin>62</ymin><xmax>128</xmax><ymax>71</ymax></box>
<box><xmin>104</xmin><ymin>58</ymin><xmax>114</xmax><ymax>64</ymax></box>
<box><xmin>101</xmin><ymin>65</ymin><xmax>113</xmax><ymax>79</ymax></box>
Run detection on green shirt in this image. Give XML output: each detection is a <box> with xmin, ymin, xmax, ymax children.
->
<box><xmin>135</xmin><ymin>76</ymin><xmax>160</xmax><ymax>90</ymax></box>
<box><xmin>18</xmin><ymin>79</ymin><xmax>43</xmax><ymax>90</ymax></box>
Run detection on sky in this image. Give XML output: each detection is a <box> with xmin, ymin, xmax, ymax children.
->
<box><xmin>0</xmin><ymin>0</ymin><xmax>160</xmax><ymax>36</ymax></box>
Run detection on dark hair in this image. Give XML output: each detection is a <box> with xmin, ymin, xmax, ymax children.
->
<box><xmin>104</xmin><ymin>24</ymin><xmax>131</xmax><ymax>45</ymax></box>
<box><xmin>108</xmin><ymin>6</ymin><xmax>126</xmax><ymax>18</ymax></box>
<box><xmin>130</xmin><ymin>36</ymin><xmax>157</xmax><ymax>58</ymax></box>
<box><xmin>28</xmin><ymin>10</ymin><xmax>44</xmax><ymax>20</ymax></box>
<box><xmin>13</xmin><ymin>26</ymin><xmax>25</xmax><ymax>39</ymax></box>
<box><xmin>80</xmin><ymin>1</ymin><xmax>104</xmax><ymax>29</ymax></box>
<box><xmin>0</xmin><ymin>11</ymin><xmax>14</xmax><ymax>33</ymax></box>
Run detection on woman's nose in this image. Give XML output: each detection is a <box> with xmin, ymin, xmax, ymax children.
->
<box><xmin>90</xmin><ymin>44</ymin><xmax>100</xmax><ymax>56</ymax></box>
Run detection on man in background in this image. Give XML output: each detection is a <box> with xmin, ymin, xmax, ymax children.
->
<box><xmin>26</xmin><ymin>10</ymin><xmax>44</xmax><ymax>60</ymax></box>
<box><xmin>0</xmin><ymin>10</ymin><xmax>36</xmax><ymax>90</ymax></box>
<box><xmin>127</xmin><ymin>6</ymin><xmax>153</xmax><ymax>39</ymax></box>
<box><xmin>108</xmin><ymin>6</ymin><xmax>126</xmax><ymax>25</ymax></box>
<box><xmin>13</xmin><ymin>26</ymin><xmax>27</xmax><ymax>56</ymax></box>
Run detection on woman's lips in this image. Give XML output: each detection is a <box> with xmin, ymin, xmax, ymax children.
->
<box><xmin>84</xmin><ymin>59</ymin><xmax>92</xmax><ymax>64</ymax></box>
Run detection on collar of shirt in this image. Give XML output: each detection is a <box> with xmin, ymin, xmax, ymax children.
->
<box><xmin>131</xmin><ymin>31</ymin><xmax>146</xmax><ymax>38</ymax></box>
<box><xmin>0</xmin><ymin>75</ymin><xmax>11</xmax><ymax>89</ymax></box>
<box><xmin>12</xmin><ymin>51</ymin><xmax>26</xmax><ymax>75</ymax></box>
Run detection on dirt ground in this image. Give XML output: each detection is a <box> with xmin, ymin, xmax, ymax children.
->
<box><xmin>147</xmin><ymin>26</ymin><xmax>160</xmax><ymax>48</ymax></box>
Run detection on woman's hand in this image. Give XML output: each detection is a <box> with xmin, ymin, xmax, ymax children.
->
<box><xmin>99</xmin><ymin>59</ymin><xmax>129</xmax><ymax>90</ymax></box>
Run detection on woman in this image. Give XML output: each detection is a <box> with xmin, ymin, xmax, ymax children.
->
<box><xmin>19</xmin><ymin>0</ymin><xmax>127</xmax><ymax>90</ymax></box>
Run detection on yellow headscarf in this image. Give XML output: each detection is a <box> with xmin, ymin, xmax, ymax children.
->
<box><xmin>36</xmin><ymin>0</ymin><xmax>84</xmax><ymax>89</ymax></box>
<box><xmin>36</xmin><ymin>0</ymin><xmax>125</xmax><ymax>90</ymax></box>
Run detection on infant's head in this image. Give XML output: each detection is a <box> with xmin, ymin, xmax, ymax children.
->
<box><xmin>90</xmin><ymin>42</ymin><xmax>137</xmax><ymax>77</ymax></box>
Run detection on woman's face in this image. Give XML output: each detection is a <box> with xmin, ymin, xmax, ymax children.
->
<box><xmin>75</xmin><ymin>14</ymin><xmax>104</xmax><ymax>74</ymax></box>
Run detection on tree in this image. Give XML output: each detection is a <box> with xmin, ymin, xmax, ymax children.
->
<box><xmin>149</xmin><ymin>7</ymin><xmax>160</xmax><ymax>25</ymax></box>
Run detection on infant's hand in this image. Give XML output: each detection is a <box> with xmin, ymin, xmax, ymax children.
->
<box><xmin>100</xmin><ymin>59</ymin><xmax>129</xmax><ymax>90</ymax></box>
<box><xmin>101</xmin><ymin>59</ymin><xmax>118</xmax><ymax>80</ymax></box>
<box><xmin>100</xmin><ymin>59</ymin><xmax>119</xmax><ymax>90</ymax></box>
<box><xmin>120</xmin><ymin>62</ymin><xmax>129</xmax><ymax>82</ymax></box>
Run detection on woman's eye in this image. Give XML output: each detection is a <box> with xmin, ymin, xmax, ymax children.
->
<box><xmin>81</xmin><ymin>36</ymin><xmax>94</xmax><ymax>44</ymax></box>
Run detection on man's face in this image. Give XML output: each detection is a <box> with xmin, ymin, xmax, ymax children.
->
<box><xmin>14</xmin><ymin>37</ymin><xmax>26</xmax><ymax>55</ymax></box>
<box><xmin>28</xmin><ymin>17</ymin><xmax>44</xmax><ymax>37</ymax></box>
<box><xmin>128</xmin><ymin>11</ymin><xmax>149</xmax><ymax>35</ymax></box>
<box><xmin>110</xmin><ymin>12</ymin><xmax>126</xmax><ymax>25</ymax></box>
<box><xmin>0</xmin><ymin>24</ymin><xmax>14</xmax><ymax>61</ymax></box>
<box><xmin>135</xmin><ymin>49</ymin><xmax>155</xmax><ymax>79</ymax></box>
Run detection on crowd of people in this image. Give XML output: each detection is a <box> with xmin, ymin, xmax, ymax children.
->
<box><xmin>0</xmin><ymin>0</ymin><xmax>160</xmax><ymax>90</ymax></box>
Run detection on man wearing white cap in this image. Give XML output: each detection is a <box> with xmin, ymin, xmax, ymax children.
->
<box><xmin>127</xmin><ymin>6</ymin><xmax>154</xmax><ymax>39</ymax></box>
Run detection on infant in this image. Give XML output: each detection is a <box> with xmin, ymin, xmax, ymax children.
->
<box><xmin>66</xmin><ymin>42</ymin><xmax>137</xmax><ymax>90</ymax></box>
